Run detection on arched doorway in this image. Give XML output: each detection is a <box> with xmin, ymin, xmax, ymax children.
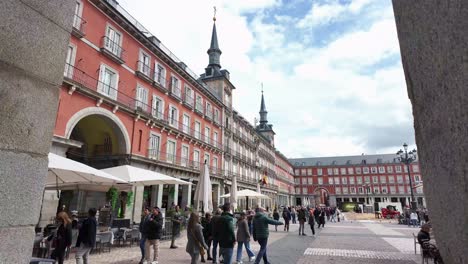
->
<box><xmin>65</xmin><ymin>110</ymin><xmax>129</xmax><ymax>169</ymax></box>
<box><xmin>313</xmin><ymin>188</ymin><xmax>330</xmax><ymax>206</ymax></box>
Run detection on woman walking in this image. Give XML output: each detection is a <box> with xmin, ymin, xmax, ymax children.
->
<box><xmin>49</xmin><ymin>212</ymin><xmax>72</xmax><ymax>264</ymax></box>
<box><xmin>272</xmin><ymin>209</ymin><xmax>280</xmax><ymax>232</ymax></box>
<box><xmin>318</xmin><ymin>210</ymin><xmax>326</xmax><ymax>228</ymax></box>
<box><xmin>236</xmin><ymin>212</ymin><xmax>256</xmax><ymax>264</ymax></box>
<box><xmin>308</xmin><ymin>209</ymin><xmax>315</xmax><ymax>236</ymax></box>
<box><xmin>186</xmin><ymin>212</ymin><xmax>208</xmax><ymax>264</ymax></box>
<box><xmin>290</xmin><ymin>207</ymin><xmax>297</xmax><ymax>224</ymax></box>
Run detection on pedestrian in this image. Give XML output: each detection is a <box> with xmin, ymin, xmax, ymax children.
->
<box><xmin>186</xmin><ymin>211</ymin><xmax>208</xmax><ymax>264</ymax></box>
<box><xmin>211</xmin><ymin>208</ymin><xmax>222</xmax><ymax>264</ymax></box>
<box><xmin>417</xmin><ymin>224</ymin><xmax>444</xmax><ymax>263</ymax></box>
<box><xmin>201</xmin><ymin>212</ymin><xmax>213</xmax><ymax>262</ymax></box>
<box><xmin>410</xmin><ymin>211</ymin><xmax>418</xmax><ymax>227</ymax></box>
<box><xmin>71</xmin><ymin>211</ymin><xmax>79</xmax><ymax>229</ymax></box>
<box><xmin>170</xmin><ymin>205</ymin><xmax>182</xmax><ymax>249</ymax></box>
<box><xmin>282</xmin><ymin>207</ymin><xmax>291</xmax><ymax>232</ymax></box>
<box><xmin>75</xmin><ymin>208</ymin><xmax>97</xmax><ymax>264</ymax></box>
<box><xmin>318</xmin><ymin>210</ymin><xmax>326</xmax><ymax>228</ymax></box>
<box><xmin>252</xmin><ymin>207</ymin><xmax>283</xmax><ymax>264</ymax></box>
<box><xmin>330</xmin><ymin>208</ymin><xmax>336</xmax><ymax>223</ymax></box>
<box><xmin>290</xmin><ymin>207</ymin><xmax>297</xmax><ymax>224</ymax></box>
<box><xmin>213</xmin><ymin>203</ymin><xmax>236</xmax><ymax>264</ymax></box>
<box><xmin>272</xmin><ymin>208</ymin><xmax>280</xmax><ymax>232</ymax></box>
<box><xmin>247</xmin><ymin>210</ymin><xmax>254</xmax><ymax>235</ymax></box>
<box><xmin>236</xmin><ymin>212</ymin><xmax>256</xmax><ymax>264</ymax></box>
<box><xmin>313</xmin><ymin>207</ymin><xmax>321</xmax><ymax>224</ymax></box>
<box><xmin>308</xmin><ymin>209</ymin><xmax>315</xmax><ymax>236</ymax></box>
<box><xmin>48</xmin><ymin>212</ymin><xmax>72</xmax><ymax>264</ymax></box>
<box><xmin>144</xmin><ymin>207</ymin><xmax>163</xmax><ymax>264</ymax></box>
<box><xmin>297</xmin><ymin>206</ymin><xmax>306</xmax><ymax>236</ymax></box>
<box><xmin>139</xmin><ymin>207</ymin><xmax>151</xmax><ymax>264</ymax></box>
<box><xmin>337</xmin><ymin>208</ymin><xmax>341</xmax><ymax>222</ymax></box>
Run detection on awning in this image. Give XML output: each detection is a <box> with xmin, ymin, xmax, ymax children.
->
<box><xmin>101</xmin><ymin>165</ymin><xmax>192</xmax><ymax>186</ymax></box>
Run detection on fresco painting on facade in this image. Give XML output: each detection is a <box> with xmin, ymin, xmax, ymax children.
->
<box><xmin>47</xmin><ymin>0</ymin><xmax>425</xmax><ymax>224</ymax></box>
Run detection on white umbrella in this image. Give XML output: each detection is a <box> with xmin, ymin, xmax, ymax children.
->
<box><xmin>230</xmin><ymin>174</ymin><xmax>238</xmax><ymax>211</ymax></box>
<box><xmin>221</xmin><ymin>189</ymin><xmax>269</xmax><ymax>198</ymax></box>
<box><xmin>47</xmin><ymin>153</ymin><xmax>126</xmax><ymax>188</ymax></box>
<box><xmin>101</xmin><ymin>165</ymin><xmax>192</xmax><ymax>186</ymax></box>
<box><xmin>193</xmin><ymin>162</ymin><xmax>213</xmax><ymax>213</ymax></box>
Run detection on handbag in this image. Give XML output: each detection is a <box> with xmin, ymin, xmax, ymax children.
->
<box><xmin>190</xmin><ymin>229</ymin><xmax>205</xmax><ymax>256</ymax></box>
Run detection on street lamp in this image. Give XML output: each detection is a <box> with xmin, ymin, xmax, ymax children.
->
<box><xmin>397</xmin><ymin>143</ymin><xmax>417</xmax><ymax>211</ymax></box>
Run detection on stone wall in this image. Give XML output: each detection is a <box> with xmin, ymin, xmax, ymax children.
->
<box><xmin>0</xmin><ymin>0</ymin><xmax>75</xmax><ymax>262</ymax></box>
<box><xmin>392</xmin><ymin>1</ymin><xmax>467</xmax><ymax>263</ymax></box>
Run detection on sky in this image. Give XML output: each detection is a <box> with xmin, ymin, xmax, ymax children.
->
<box><xmin>118</xmin><ymin>0</ymin><xmax>416</xmax><ymax>158</ymax></box>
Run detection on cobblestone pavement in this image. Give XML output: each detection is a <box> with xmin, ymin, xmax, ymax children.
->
<box><xmin>64</xmin><ymin>219</ymin><xmax>422</xmax><ymax>263</ymax></box>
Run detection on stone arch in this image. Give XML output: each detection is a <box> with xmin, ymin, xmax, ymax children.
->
<box><xmin>65</xmin><ymin>107</ymin><xmax>131</xmax><ymax>154</ymax></box>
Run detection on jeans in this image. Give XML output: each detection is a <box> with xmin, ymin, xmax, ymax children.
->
<box><xmin>236</xmin><ymin>241</ymin><xmax>255</xmax><ymax>262</ymax></box>
<box><xmin>309</xmin><ymin>223</ymin><xmax>315</xmax><ymax>235</ymax></box>
<box><xmin>220</xmin><ymin>247</ymin><xmax>233</xmax><ymax>264</ymax></box>
<box><xmin>139</xmin><ymin>237</ymin><xmax>146</xmax><ymax>260</ymax></box>
<box><xmin>212</xmin><ymin>239</ymin><xmax>218</xmax><ymax>263</ymax></box>
<box><xmin>254</xmin><ymin>238</ymin><xmax>268</xmax><ymax>264</ymax></box>
<box><xmin>409</xmin><ymin>219</ymin><xmax>418</xmax><ymax>227</ymax></box>
<box><xmin>145</xmin><ymin>239</ymin><xmax>160</xmax><ymax>261</ymax></box>
<box><xmin>75</xmin><ymin>245</ymin><xmax>92</xmax><ymax>264</ymax></box>
<box><xmin>299</xmin><ymin>220</ymin><xmax>305</xmax><ymax>234</ymax></box>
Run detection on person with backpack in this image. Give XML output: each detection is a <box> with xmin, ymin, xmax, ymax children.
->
<box><xmin>282</xmin><ymin>207</ymin><xmax>291</xmax><ymax>232</ymax></box>
<box><xmin>272</xmin><ymin>208</ymin><xmax>280</xmax><ymax>232</ymax></box>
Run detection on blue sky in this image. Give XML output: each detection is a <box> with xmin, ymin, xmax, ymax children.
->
<box><xmin>119</xmin><ymin>0</ymin><xmax>416</xmax><ymax>158</ymax></box>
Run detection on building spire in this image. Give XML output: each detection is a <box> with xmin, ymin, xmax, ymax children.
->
<box><xmin>207</xmin><ymin>6</ymin><xmax>222</xmax><ymax>72</ymax></box>
<box><xmin>259</xmin><ymin>85</ymin><xmax>268</xmax><ymax>125</ymax></box>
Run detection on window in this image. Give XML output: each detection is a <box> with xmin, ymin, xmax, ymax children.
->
<box><xmin>139</xmin><ymin>51</ymin><xmax>151</xmax><ymax>76</ymax></box>
<box><xmin>204</xmin><ymin>153</ymin><xmax>210</xmax><ymax>165</ymax></box>
<box><xmin>358</xmin><ymin>187</ymin><xmax>363</xmax><ymax>193</ymax></box>
<box><xmin>414</xmin><ymin>175</ymin><xmax>421</xmax><ymax>183</ymax></box>
<box><xmin>73</xmin><ymin>1</ymin><xmax>83</xmax><ymax>29</ymax></box>
<box><xmin>184</xmin><ymin>86</ymin><xmax>194</xmax><ymax>106</ymax></box>
<box><xmin>206</xmin><ymin>102</ymin><xmax>212</xmax><ymax>119</ymax></box>
<box><xmin>294</xmin><ymin>178</ymin><xmax>300</xmax><ymax>184</ymax></box>
<box><xmin>307</xmin><ymin>178</ymin><xmax>313</xmax><ymax>185</ymax></box>
<box><xmin>104</xmin><ymin>26</ymin><xmax>122</xmax><ymax>57</ymax></box>
<box><xmin>170</xmin><ymin>76</ymin><xmax>181</xmax><ymax>97</ymax></box>
<box><xmin>318</xmin><ymin>178</ymin><xmax>323</xmax><ymax>185</ymax></box>
<box><xmin>412</xmin><ymin>164</ymin><xmax>420</xmax><ymax>172</ymax></box>
<box><xmin>336</xmin><ymin>187</ymin><xmax>341</xmax><ymax>194</ymax></box>
<box><xmin>181</xmin><ymin>145</ymin><xmax>189</xmax><ymax>167</ymax></box>
<box><xmin>342</xmin><ymin>187</ymin><xmax>348</xmax><ymax>194</ymax></box>
<box><xmin>213</xmin><ymin>131</ymin><xmax>218</xmax><ymax>147</ymax></box>
<box><xmin>364</xmin><ymin>176</ymin><xmax>370</xmax><ymax>183</ymax></box>
<box><xmin>166</xmin><ymin>140</ymin><xmax>176</xmax><ymax>164</ymax></box>
<box><xmin>388</xmin><ymin>175</ymin><xmax>395</xmax><ymax>183</ymax></box>
<box><xmin>154</xmin><ymin>63</ymin><xmax>166</xmax><ymax>87</ymax></box>
<box><xmin>64</xmin><ymin>44</ymin><xmax>76</xmax><ymax>77</ymax></box>
<box><xmin>374</xmin><ymin>188</ymin><xmax>379</xmax><ymax>194</ymax></box>
<box><xmin>204</xmin><ymin>127</ymin><xmax>211</xmax><ymax>143</ymax></box>
<box><xmin>194</xmin><ymin>121</ymin><xmax>201</xmax><ymax>139</ymax></box>
<box><xmin>328</xmin><ymin>177</ymin><xmax>333</xmax><ymax>185</ymax></box>
<box><xmin>350</xmin><ymin>187</ymin><xmax>356</xmax><ymax>194</ymax></box>
<box><xmin>387</xmin><ymin>166</ymin><xmax>393</xmax><ymax>173</ymax></box>
<box><xmin>295</xmin><ymin>187</ymin><xmax>300</xmax><ymax>194</ymax></box>
<box><xmin>214</xmin><ymin>109</ymin><xmax>220</xmax><ymax>123</ymax></box>
<box><xmin>378</xmin><ymin>166</ymin><xmax>385</xmax><ymax>173</ymax></box>
<box><xmin>169</xmin><ymin>106</ymin><xmax>178</xmax><ymax>128</ymax></box>
<box><xmin>333</xmin><ymin>168</ymin><xmax>339</xmax><ymax>175</ymax></box>
<box><xmin>395</xmin><ymin>165</ymin><xmax>402</xmax><ymax>173</ymax></box>
<box><xmin>398</xmin><ymin>185</ymin><xmax>405</xmax><ymax>194</ymax></box>
<box><xmin>193</xmin><ymin>150</ymin><xmax>200</xmax><ymax>169</ymax></box>
<box><xmin>327</xmin><ymin>168</ymin><xmax>333</xmax><ymax>175</ymax></box>
<box><xmin>196</xmin><ymin>95</ymin><xmax>203</xmax><ymax>113</ymax></box>
<box><xmin>135</xmin><ymin>85</ymin><xmax>148</xmax><ymax>111</ymax></box>
<box><xmin>380</xmin><ymin>176</ymin><xmax>387</xmax><ymax>183</ymax></box>
<box><xmin>182</xmin><ymin>114</ymin><xmax>190</xmax><ymax>134</ymax></box>
<box><xmin>212</xmin><ymin>157</ymin><xmax>218</xmax><ymax>173</ymax></box>
<box><xmin>372</xmin><ymin>176</ymin><xmax>379</xmax><ymax>184</ymax></box>
<box><xmin>98</xmin><ymin>64</ymin><xmax>118</xmax><ymax>99</ymax></box>
<box><xmin>317</xmin><ymin>168</ymin><xmax>323</xmax><ymax>176</ymax></box>
<box><xmin>381</xmin><ymin>187</ymin><xmax>387</xmax><ymax>194</ymax></box>
<box><xmin>148</xmin><ymin>133</ymin><xmax>160</xmax><ymax>159</ymax></box>
<box><xmin>224</xmin><ymin>93</ymin><xmax>231</xmax><ymax>107</ymax></box>
<box><xmin>416</xmin><ymin>186</ymin><xmax>423</xmax><ymax>194</ymax></box>
<box><xmin>390</xmin><ymin>186</ymin><xmax>396</xmax><ymax>194</ymax></box>
<box><xmin>342</xmin><ymin>177</ymin><xmax>347</xmax><ymax>184</ymax></box>
<box><xmin>397</xmin><ymin>175</ymin><xmax>403</xmax><ymax>183</ymax></box>
<box><xmin>302</xmin><ymin>188</ymin><xmax>308</xmax><ymax>194</ymax></box>
<box><xmin>357</xmin><ymin>176</ymin><xmax>363</xmax><ymax>184</ymax></box>
<box><xmin>334</xmin><ymin>177</ymin><xmax>340</xmax><ymax>184</ymax></box>
<box><xmin>363</xmin><ymin>167</ymin><xmax>369</xmax><ymax>174</ymax></box>
<box><xmin>151</xmin><ymin>95</ymin><xmax>164</xmax><ymax>119</ymax></box>
<box><xmin>371</xmin><ymin>167</ymin><xmax>377</xmax><ymax>173</ymax></box>
<box><xmin>349</xmin><ymin>177</ymin><xmax>355</xmax><ymax>184</ymax></box>
<box><xmin>340</xmin><ymin>168</ymin><xmax>347</xmax><ymax>175</ymax></box>
<box><xmin>348</xmin><ymin>167</ymin><xmax>354</xmax><ymax>174</ymax></box>
<box><xmin>355</xmin><ymin>167</ymin><xmax>362</xmax><ymax>174</ymax></box>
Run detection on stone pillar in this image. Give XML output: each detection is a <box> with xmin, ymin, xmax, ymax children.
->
<box><xmin>132</xmin><ymin>186</ymin><xmax>144</xmax><ymax>223</ymax></box>
<box><xmin>0</xmin><ymin>1</ymin><xmax>75</xmax><ymax>260</ymax></box>
<box><xmin>157</xmin><ymin>184</ymin><xmax>164</xmax><ymax>208</ymax></box>
<box><xmin>187</xmin><ymin>184</ymin><xmax>192</xmax><ymax>208</ymax></box>
<box><xmin>150</xmin><ymin>185</ymin><xmax>158</xmax><ymax>206</ymax></box>
<box><xmin>173</xmin><ymin>184</ymin><xmax>179</xmax><ymax>206</ymax></box>
<box><xmin>392</xmin><ymin>2</ymin><xmax>468</xmax><ymax>262</ymax></box>
<box><xmin>180</xmin><ymin>184</ymin><xmax>192</xmax><ymax>208</ymax></box>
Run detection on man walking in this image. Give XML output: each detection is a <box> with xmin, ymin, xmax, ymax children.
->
<box><xmin>75</xmin><ymin>208</ymin><xmax>97</xmax><ymax>264</ymax></box>
<box><xmin>213</xmin><ymin>203</ymin><xmax>236</xmax><ymax>264</ymax></box>
<box><xmin>252</xmin><ymin>207</ymin><xmax>283</xmax><ymax>264</ymax></box>
<box><xmin>297</xmin><ymin>206</ymin><xmax>307</xmax><ymax>236</ymax></box>
<box><xmin>139</xmin><ymin>207</ymin><xmax>151</xmax><ymax>264</ymax></box>
<box><xmin>170</xmin><ymin>205</ymin><xmax>182</xmax><ymax>249</ymax></box>
<box><xmin>211</xmin><ymin>208</ymin><xmax>222</xmax><ymax>263</ymax></box>
<box><xmin>144</xmin><ymin>207</ymin><xmax>163</xmax><ymax>264</ymax></box>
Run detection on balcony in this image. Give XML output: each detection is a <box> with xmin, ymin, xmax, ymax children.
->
<box><xmin>135</xmin><ymin>61</ymin><xmax>152</xmax><ymax>83</ymax></box>
<box><xmin>195</xmin><ymin>102</ymin><xmax>204</xmax><ymax>116</ymax></box>
<box><xmin>169</xmin><ymin>83</ymin><xmax>181</xmax><ymax>100</ymax></box>
<box><xmin>183</xmin><ymin>93</ymin><xmax>194</xmax><ymax>108</ymax></box>
<box><xmin>152</xmin><ymin>74</ymin><xmax>168</xmax><ymax>93</ymax></box>
<box><xmin>71</xmin><ymin>14</ymin><xmax>86</xmax><ymax>38</ymax></box>
<box><xmin>205</xmin><ymin>108</ymin><xmax>213</xmax><ymax>121</ymax></box>
<box><xmin>100</xmin><ymin>36</ymin><xmax>125</xmax><ymax>64</ymax></box>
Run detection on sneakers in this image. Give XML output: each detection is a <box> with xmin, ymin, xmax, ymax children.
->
<box><xmin>151</xmin><ymin>262</ymin><xmax>158</xmax><ymax>264</ymax></box>
<box><xmin>249</xmin><ymin>256</ymin><xmax>256</xmax><ymax>262</ymax></box>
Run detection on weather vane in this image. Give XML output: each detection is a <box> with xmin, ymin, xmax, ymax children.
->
<box><xmin>213</xmin><ymin>6</ymin><xmax>217</xmax><ymax>22</ymax></box>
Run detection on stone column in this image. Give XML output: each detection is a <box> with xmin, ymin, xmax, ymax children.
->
<box><xmin>392</xmin><ymin>2</ymin><xmax>468</xmax><ymax>262</ymax></box>
<box><xmin>173</xmin><ymin>184</ymin><xmax>179</xmax><ymax>206</ymax></box>
<box><xmin>157</xmin><ymin>184</ymin><xmax>164</xmax><ymax>208</ymax></box>
<box><xmin>132</xmin><ymin>186</ymin><xmax>144</xmax><ymax>223</ymax></box>
<box><xmin>0</xmin><ymin>1</ymin><xmax>75</xmax><ymax>261</ymax></box>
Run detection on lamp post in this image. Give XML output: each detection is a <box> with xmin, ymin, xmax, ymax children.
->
<box><xmin>397</xmin><ymin>143</ymin><xmax>417</xmax><ymax>211</ymax></box>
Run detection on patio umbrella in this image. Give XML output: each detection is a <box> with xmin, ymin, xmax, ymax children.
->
<box><xmin>46</xmin><ymin>153</ymin><xmax>126</xmax><ymax>189</ymax></box>
<box><xmin>230</xmin><ymin>174</ymin><xmax>238</xmax><ymax>211</ymax></box>
<box><xmin>101</xmin><ymin>165</ymin><xmax>192</xmax><ymax>186</ymax></box>
<box><xmin>221</xmin><ymin>189</ymin><xmax>269</xmax><ymax>210</ymax></box>
<box><xmin>193</xmin><ymin>161</ymin><xmax>213</xmax><ymax>213</ymax></box>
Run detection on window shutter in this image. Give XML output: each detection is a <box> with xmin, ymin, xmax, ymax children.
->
<box><xmin>112</xmin><ymin>71</ymin><xmax>119</xmax><ymax>100</ymax></box>
<box><xmin>98</xmin><ymin>64</ymin><xmax>105</xmax><ymax>93</ymax></box>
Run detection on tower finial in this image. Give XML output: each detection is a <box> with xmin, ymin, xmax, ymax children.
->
<box><xmin>261</xmin><ymin>82</ymin><xmax>263</xmax><ymax>93</ymax></box>
<box><xmin>213</xmin><ymin>6</ymin><xmax>217</xmax><ymax>22</ymax></box>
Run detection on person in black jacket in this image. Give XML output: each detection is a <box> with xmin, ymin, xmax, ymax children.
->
<box><xmin>201</xmin><ymin>212</ymin><xmax>213</xmax><ymax>262</ymax></box>
<box><xmin>75</xmin><ymin>208</ymin><xmax>97</xmax><ymax>264</ymax></box>
<box><xmin>144</xmin><ymin>207</ymin><xmax>163</xmax><ymax>264</ymax></box>
<box><xmin>49</xmin><ymin>212</ymin><xmax>72</xmax><ymax>264</ymax></box>
<box><xmin>139</xmin><ymin>207</ymin><xmax>151</xmax><ymax>264</ymax></box>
